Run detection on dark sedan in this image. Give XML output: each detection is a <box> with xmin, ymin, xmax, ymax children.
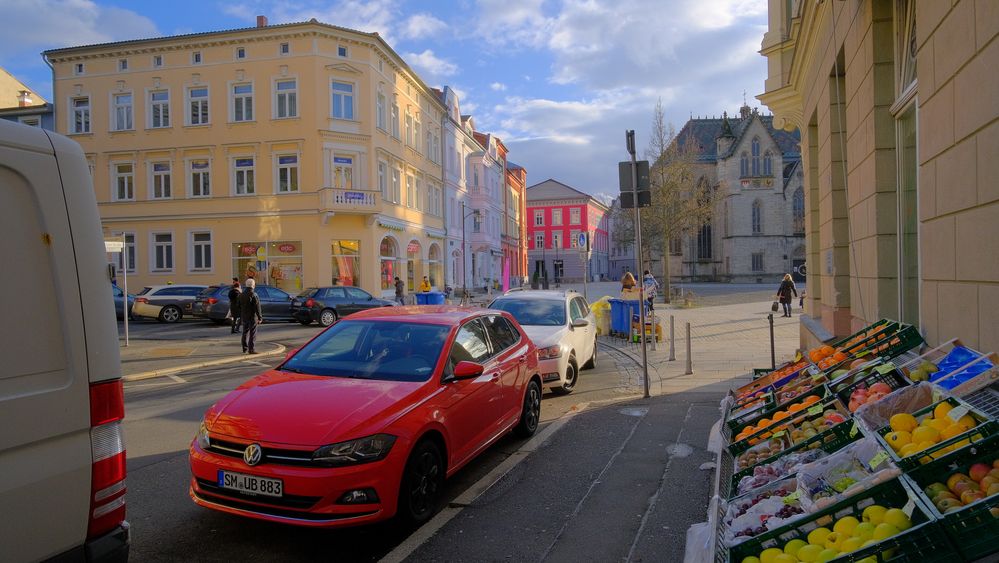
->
<box><xmin>112</xmin><ymin>284</ymin><xmax>135</xmax><ymax>320</ymax></box>
<box><xmin>192</xmin><ymin>284</ymin><xmax>297</xmax><ymax>324</ymax></box>
<box><xmin>291</xmin><ymin>286</ymin><xmax>395</xmax><ymax>326</ymax></box>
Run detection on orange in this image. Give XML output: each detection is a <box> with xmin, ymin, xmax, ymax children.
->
<box><xmin>810</xmin><ymin>350</ymin><xmax>823</xmax><ymax>363</ymax></box>
<box><xmin>789</xmin><ymin>403</ymin><xmax>806</xmax><ymax>413</ymax></box>
<box><xmin>802</xmin><ymin>395</ymin><xmax>821</xmax><ymax>406</ymax></box>
<box><xmin>773</xmin><ymin>410</ymin><xmax>790</xmax><ymax>421</ymax></box>
<box><xmin>820</xmin><ymin>345</ymin><xmax>835</xmax><ymax>357</ymax></box>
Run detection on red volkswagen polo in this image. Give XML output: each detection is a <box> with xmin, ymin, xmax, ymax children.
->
<box><xmin>189</xmin><ymin>306</ymin><xmax>541</xmax><ymax>527</ymax></box>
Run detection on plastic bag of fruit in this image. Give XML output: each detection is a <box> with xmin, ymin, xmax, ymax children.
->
<box><xmin>723</xmin><ymin>477</ymin><xmax>807</xmax><ymax>546</ymax></box>
<box><xmin>795</xmin><ymin>437</ymin><xmax>901</xmax><ymax>512</ymax></box>
<box><xmin>734</xmin><ymin>448</ymin><xmax>828</xmax><ymax>496</ymax></box>
<box><xmin>854</xmin><ymin>382</ymin><xmax>948</xmax><ymax>434</ymax></box>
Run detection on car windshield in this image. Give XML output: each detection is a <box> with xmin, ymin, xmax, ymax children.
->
<box><xmin>282</xmin><ymin>320</ymin><xmax>451</xmax><ymax>382</ymax></box>
<box><xmin>489</xmin><ymin>298</ymin><xmax>565</xmax><ymax>326</ymax></box>
<box><xmin>297</xmin><ymin>288</ymin><xmax>319</xmax><ymax>298</ymax></box>
<box><xmin>198</xmin><ymin>286</ymin><xmax>220</xmax><ymax>298</ymax></box>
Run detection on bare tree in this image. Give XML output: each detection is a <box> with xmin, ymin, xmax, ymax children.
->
<box><xmin>611</xmin><ymin>99</ymin><xmax>719</xmax><ymax>302</ymax></box>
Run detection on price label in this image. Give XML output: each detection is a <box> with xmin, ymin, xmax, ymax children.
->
<box><xmin>869</xmin><ymin>450</ymin><xmax>889</xmax><ymax>469</ymax></box>
<box><xmin>857</xmin><ymin>349</ymin><xmax>872</xmax><ymax>357</ymax></box>
<box><xmin>850</xmin><ymin>421</ymin><xmax>859</xmax><ymax>437</ymax></box>
<box><xmin>772</xmin><ymin>430</ymin><xmax>787</xmax><ymax>438</ymax></box>
<box><xmin>808</xmin><ymin>404</ymin><xmax>824</xmax><ymax>416</ymax></box>
<box><xmin>947</xmin><ymin>404</ymin><xmax>971</xmax><ymax>422</ymax></box>
<box><xmin>875</xmin><ymin>362</ymin><xmax>896</xmax><ymax>375</ymax></box>
<box><xmin>812</xmin><ymin>373</ymin><xmax>826</xmax><ymax>383</ymax></box>
<box><xmin>903</xmin><ymin>499</ymin><xmax>916</xmax><ymax>517</ymax></box>
<box><xmin>783</xmin><ymin>490</ymin><xmax>802</xmax><ymax>504</ymax></box>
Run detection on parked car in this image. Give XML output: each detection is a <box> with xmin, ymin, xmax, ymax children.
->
<box><xmin>112</xmin><ymin>284</ymin><xmax>135</xmax><ymax>320</ymax></box>
<box><xmin>291</xmin><ymin>286</ymin><xmax>396</xmax><ymax>327</ymax></box>
<box><xmin>189</xmin><ymin>306</ymin><xmax>541</xmax><ymax>527</ymax></box>
<box><xmin>193</xmin><ymin>284</ymin><xmax>297</xmax><ymax>324</ymax></box>
<box><xmin>1</xmin><ymin>119</ymin><xmax>129</xmax><ymax>561</ymax></box>
<box><xmin>488</xmin><ymin>289</ymin><xmax>596</xmax><ymax>395</ymax></box>
<box><xmin>131</xmin><ymin>284</ymin><xmax>207</xmax><ymax>323</ymax></box>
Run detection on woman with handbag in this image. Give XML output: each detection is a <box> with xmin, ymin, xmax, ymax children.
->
<box><xmin>775</xmin><ymin>274</ymin><xmax>798</xmax><ymax>317</ymax></box>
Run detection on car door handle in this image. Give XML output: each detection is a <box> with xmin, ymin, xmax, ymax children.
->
<box><xmin>489</xmin><ymin>372</ymin><xmax>500</xmax><ymax>380</ymax></box>
<box><xmin>518</xmin><ymin>356</ymin><xmax>527</xmax><ymax>363</ymax></box>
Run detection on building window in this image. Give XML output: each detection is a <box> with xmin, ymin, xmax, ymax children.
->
<box><xmin>331</xmin><ymin>240</ymin><xmax>360</xmax><ymax>286</ymax></box>
<box><xmin>570</xmin><ymin>207</ymin><xmax>581</xmax><ymax>225</ymax></box>
<box><xmin>331</xmin><ymin>81</ymin><xmax>354</xmax><ymax>119</ymax></box>
<box><xmin>670</xmin><ymin>237</ymin><xmax>682</xmax><ymax>256</ymax></box>
<box><xmin>232</xmin><ymin>83</ymin><xmax>253</xmax><ymax>122</ymax></box>
<box><xmin>405</xmin><ymin>109</ymin><xmax>413</xmax><ymax>145</ymax></box>
<box><xmin>763</xmin><ymin>151</ymin><xmax>773</xmax><ymax>176</ymax></box>
<box><xmin>338</xmin><ymin>45</ymin><xmax>348</xmax><ymax>57</ymax></box>
<box><xmin>570</xmin><ymin>230</ymin><xmax>581</xmax><ymax>248</ymax></box>
<box><xmin>192</xmin><ymin>51</ymin><xmax>202</xmax><ymax>64</ymax></box>
<box><xmin>153</xmin><ymin>233</ymin><xmax>173</xmax><ymax>271</ymax></box>
<box><xmin>188</xmin><ymin>87</ymin><xmax>209</xmax><ymax>125</ymax></box>
<box><xmin>792</xmin><ymin>187</ymin><xmax>804</xmax><ymax>235</ymax></box>
<box><xmin>236</xmin><ymin>47</ymin><xmax>246</xmax><ymax>59</ymax></box>
<box><xmin>74</xmin><ymin>63</ymin><xmax>84</xmax><ymax>75</ymax></box>
<box><xmin>534</xmin><ymin>232</ymin><xmax>544</xmax><ymax>249</ymax></box>
<box><xmin>151</xmin><ymin>162</ymin><xmax>172</xmax><ymax>199</ymax></box>
<box><xmin>376</xmin><ymin>88</ymin><xmax>386</xmax><ymax>130</ymax></box>
<box><xmin>379</xmin><ymin>237</ymin><xmax>399</xmax><ymax>291</ymax></box>
<box><xmin>275</xmin><ymin>79</ymin><xmax>297</xmax><ymax>118</ymax></box>
<box><xmin>427</xmin><ymin>182</ymin><xmax>442</xmax><ymax>216</ymax></box>
<box><xmin>277</xmin><ymin>155</ymin><xmax>299</xmax><ymax>193</ymax></box>
<box><xmin>406</xmin><ymin>175</ymin><xmax>415</xmax><ymax>208</ymax></box>
<box><xmin>149</xmin><ymin>90</ymin><xmax>169</xmax><ymax>128</ymax></box>
<box><xmin>696</xmin><ymin>224</ymin><xmax>712</xmax><ymax>260</ymax></box>
<box><xmin>751</xmin><ymin>200</ymin><xmax>762</xmax><ymax>234</ymax></box>
<box><xmin>333</xmin><ymin>157</ymin><xmax>353</xmax><ymax>190</ymax></box>
<box><xmin>280</xmin><ymin>42</ymin><xmax>290</xmax><ymax>55</ymax></box>
<box><xmin>190</xmin><ymin>159</ymin><xmax>211</xmax><ymax>197</ymax></box>
<box><xmin>118</xmin><ymin>59</ymin><xmax>128</xmax><ymax>71</ymax></box>
<box><xmin>552</xmin><ymin>208</ymin><xmax>562</xmax><ymax>225</ymax></box>
<box><xmin>233</xmin><ymin>158</ymin><xmax>255</xmax><ymax>195</ymax></box>
<box><xmin>415</xmin><ymin>177</ymin><xmax>424</xmax><ymax>211</ymax></box>
<box><xmin>112</xmin><ymin>163</ymin><xmax>134</xmax><ymax>201</ymax></box>
<box><xmin>740</xmin><ymin>152</ymin><xmax>749</xmax><ymax>177</ymax></box>
<box><xmin>751</xmin><ymin>252</ymin><xmax>764</xmax><ymax>272</ymax></box>
<box><xmin>19</xmin><ymin>116</ymin><xmax>41</xmax><ymax>127</ymax></box>
<box><xmin>114</xmin><ymin>232</ymin><xmax>136</xmax><ymax>272</ymax></box>
<box><xmin>152</xmin><ymin>55</ymin><xmax>163</xmax><ymax>67</ymax></box>
<box><xmin>191</xmin><ymin>232</ymin><xmax>212</xmax><ymax>271</ymax></box>
<box><xmin>378</xmin><ymin>161</ymin><xmax>388</xmax><ymax>201</ymax></box>
<box><xmin>391</xmin><ymin>169</ymin><xmax>401</xmax><ymax>203</ymax></box>
<box><xmin>552</xmin><ymin>231</ymin><xmax>562</xmax><ymax>249</ymax></box>
<box><xmin>751</xmin><ymin>137</ymin><xmax>761</xmax><ymax>176</ymax></box>
<box><xmin>534</xmin><ymin>210</ymin><xmax>544</xmax><ymax>226</ymax></box>
<box><xmin>112</xmin><ymin>93</ymin><xmax>133</xmax><ymax>131</ymax></box>
<box><xmin>71</xmin><ymin>97</ymin><xmax>90</xmax><ymax>134</ymax></box>
<box><xmin>472</xmin><ymin>211</ymin><xmax>481</xmax><ymax>233</ymax></box>
<box><xmin>414</xmin><ymin>116</ymin><xmax>422</xmax><ymax>152</ymax></box>
<box><xmin>390</xmin><ymin>102</ymin><xmax>400</xmax><ymax>138</ymax></box>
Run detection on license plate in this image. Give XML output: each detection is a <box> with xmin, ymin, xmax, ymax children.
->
<box><xmin>217</xmin><ymin>470</ymin><xmax>283</xmax><ymax>497</ymax></box>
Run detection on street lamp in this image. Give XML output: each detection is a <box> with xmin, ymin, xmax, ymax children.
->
<box><xmin>461</xmin><ymin>201</ymin><xmax>480</xmax><ymax>303</ymax></box>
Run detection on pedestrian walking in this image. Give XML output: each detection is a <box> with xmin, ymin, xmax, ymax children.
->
<box><xmin>394</xmin><ymin>276</ymin><xmax>406</xmax><ymax>305</ymax></box>
<box><xmin>643</xmin><ymin>270</ymin><xmax>660</xmax><ymax>311</ymax></box>
<box><xmin>227</xmin><ymin>277</ymin><xmax>241</xmax><ymax>334</ymax></box>
<box><xmin>776</xmin><ymin>273</ymin><xmax>798</xmax><ymax>317</ymax></box>
<box><xmin>799</xmin><ymin>290</ymin><xmax>806</xmax><ymax>310</ymax></box>
<box><xmin>419</xmin><ymin>276</ymin><xmax>432</xmax><ymax>293</ymax></box>
<box><xmin>239</xmin><ymin>278</ymin><xmax>263</xmax><ymax>354</ymax></box>
<box><xmin>621</xmin><ymin>270</ymin><xmax>636</xmax><ymax>291</ymax></box>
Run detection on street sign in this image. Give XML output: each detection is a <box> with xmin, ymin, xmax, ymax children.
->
<box><xmin>104</xmin><ymin>240</ymin><xmax>124</xmax><ymax>253</ymax></box>
<box><xmin>618</xmin><ymin>161</ymin><xmax>650</xmax><ymax>192</ymax></box>
<box><xmin>577</xmin><ymin>232</ymin><xmax>588</xmax><ymax>250</ymax></box>
<box><xmin>620</xmin><ymin>190</ymin><xmax>652</xmax><ymax>209</ymax></box>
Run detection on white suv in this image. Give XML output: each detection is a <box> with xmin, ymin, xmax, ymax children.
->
<box><xmin>488</xmin><ymin>290</ymin><xmax>596</xmax><ymax>394</ymax></box>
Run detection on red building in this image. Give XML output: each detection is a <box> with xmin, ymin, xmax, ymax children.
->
<box><xmin>506</xmin><ymin>162</ymin><xmax>528</xmax><ymax>284</ymax></box>
<box><xmin>526</xmin><ymin>179</ymin><xmax>609</xmax><ymax>283</ymax></box>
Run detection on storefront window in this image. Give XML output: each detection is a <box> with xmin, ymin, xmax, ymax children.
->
<box><xmin>407</xmin><ymin>241</ymin><xmax>422</xmax><ymax>291</ymax></box>
<box><xmin>380</xmin><ymin>237</ymin><xmax>399</xmax><ymax>291</ymax></box>
<box><xmin>331</xmin><ymin>240</ymin><xmax>360</xmax><ymax>286</ymax></box>
<box><xmin>428</xmin><ymin>243</ymin><xmax>442</xmax><ymax>288</ymax></box>
<box><xmin>232</xmin><ymin>240</ymin><xmax>303</xmax><ymax>294</ymax></box>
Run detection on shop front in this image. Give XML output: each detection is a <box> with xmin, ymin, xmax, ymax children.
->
<box><xmin>232</xmin><ymin>240</ymin><xmax>304</xmax><ymax>294</ymax></box>
<box><xmin>331</xmin><ymin>239</ymin><xmax>360</xmax><ymax>287</ymax></box>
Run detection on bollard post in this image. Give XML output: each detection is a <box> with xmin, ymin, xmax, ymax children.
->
<box><xmin>685</xmin><ymin>322</ymin><xmax>693</xmax><ymax>375</ymax></box>
<box><xmin>668</xmin><ymin>314</ymin><xmax>676</xmax><ymax>361</ymax></box>
<box><xmin>650</xmin><ymin>306</ymin><xmax>657</xmax><ymax>351</ymax></box>
<box><xmin>768</xmin><ymin>313</ymin><xmax>776</xmax><ymax>370</ymax></box>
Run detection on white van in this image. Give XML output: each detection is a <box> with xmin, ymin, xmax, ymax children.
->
<box><xmin>0</xmin><ymin>120</ymin><xmax>129</xmax><ymax>561</ymax></box>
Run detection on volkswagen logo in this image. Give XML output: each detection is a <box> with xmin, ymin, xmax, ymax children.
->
<box><xmin>243</xmin><ymin>443</ymin><xmax>263</xmax><ymax>466</ymax></box>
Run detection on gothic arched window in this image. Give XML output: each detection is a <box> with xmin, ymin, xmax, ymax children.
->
<box><xmin>697</xmin><ymin>224</ymin><xmax>712</xmax><ymax>260</ymax></box>
<box><xmin>793</xmin><ymin>187</ymin><xmax>805</xmax><ymax>234</ymax></box>
<box><xmin>751</xmin><ymin>137</ymin><xmax>761</xmax><ymax>176</ymax></box>
<box><xmin>740</xmin><ymin>152</ymin><xmax>749</xmax><ymax>177</ymax></box>
<box><xmin>763</xmin><ymin>151</ymin><xmax>773</xmax><ymax>176</ymax></box>
<box><xmin>752</xmin><ymin>199</ymin><xmax>762</xmax><ymax>234</ymax></box>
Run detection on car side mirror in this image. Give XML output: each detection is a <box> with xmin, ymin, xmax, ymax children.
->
<box><xmin>452</xmin><ymin>361</ymin><xmax>484</xmax><ymax>380</ymax></box>
<box><xmin>571</xmin><ymin>318</ymin><xmax>590</xmax><ymax>328</ymax></box>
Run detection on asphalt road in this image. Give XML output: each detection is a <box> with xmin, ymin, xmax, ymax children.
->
<box><xmin>121</xmin><ymin>332</ymin><xmax>636</xmax><ymax>562</ymax></box>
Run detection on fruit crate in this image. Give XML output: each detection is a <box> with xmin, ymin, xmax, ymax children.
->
<box><xmin>726</xmin><ymin>395</ymin><xmax>847</xmax><ymax>456</ymax></box>
<box><xmin>724</xmin><ymin>391</ymin><xmax>776</xmax><ymax>431</ymax></box>
<box><xmin>874</xmin><ymin>396</ymin><xmax>999</xmax><ymax>471</ymax></box>
<box><xmin>933</xmin><ymin>351</ymin><xmax>998</xmax><ymax>393</ymax></box>
<box><xmin>819</xmin><ymin>325</ymin><xmax>925</xmax><ymax>378</ymax></box>
<box><xmin>961</xmin><ymin>379</ymin><xmax>999</xmax><ymax>420</ymax></box>
<box><xmin>728</xmin><ymin>418</ymin><xmax>859</xmax><ymax>499</ymax></box>
<box><xmin>833</xmin><ymin>363</ymin><xmax>911</xmax><ymax>413</ymax></box>
<box><xmin>733</xmin><ymin>359</ymin><xmax>811</xmax><ymax>400</ymax></box>
<box><xmin>897</xmin><ymin>338</ymin><xmax>966</xmax><ymax>381</ymax></box>
<box><xmin>829</xmin><ymin>318</ymin><xmax>897</xmax><ymax>350</ymax></box>
<box><xmin>721</xmin><ymin>477</ymin><xmax>956</xmax><ymax>563</ymax></box>
<box><xmin>901</xmin><ymin>432</ymin><xmax>999</xmax><ymax>560</ymax></box>
<box><xmin>729</xmin><ymin>385</ymin><xmax>834</xmax><ymax>438</ymax></box>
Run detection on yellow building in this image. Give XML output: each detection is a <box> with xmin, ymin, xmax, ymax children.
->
<box><xmin>44</xmin><ymin>18</ymin><xmax>447</xmax><ymax>298</ymax></box>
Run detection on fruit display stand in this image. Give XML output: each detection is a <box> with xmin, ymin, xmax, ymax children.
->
<box><xmin>726</xmin><ymin>387</ymin><xmax>835</xmax><ymax>441</ymax></box>
<box><xmin>896</xmin><ymin>339</ymin><xmax>968</xmax><ymax>383</ymax></box>
<box><xmin>833</xmin><ymin>362</ymin><xmax>912</xmax><ymax>414</ymax></box>
<box><xmin>932</xmin><ymin>351</ymin><xmax>997</xmax><ymax>392</ymax></box>
<box><xmin>902</xmin><ymin>433</ymin><xmax>999</xmax><ymax>560</ymax></box>
<box><xmin>726</xmin><ymin>395</ymin><xmax>847</xmax><ymax>455</ymax></box>
<box><xmin>724</xmin><ymin>391</ymin><xmax>776</xmax><ymax>432</ymax></box>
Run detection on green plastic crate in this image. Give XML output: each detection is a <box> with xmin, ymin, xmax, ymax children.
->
<box><xmin>731</xmin><ymin>385</ymin><xmax>833</xmax><ymax>438</ymax></box>
<box><xmin>727</xmin><ymin>396</ymin><xmax>846</xmax><ymax>457</ymax></box>
<box><xmin>902</xmin><ymin>433</ymin><xmax>999</xmax><ymax>561</ymax></box>
<box><xmin>721</xmin><ymin>477</ymin><xmax>956</xmax><ymax>563</ymax></box>
<box><xmin>725</xmin><ymin>391</ymin><xmax>776</xmax><ymax>432</ymax></box>
<box><xmin>833</xmin><ymin>365</ymin><xmax>911</xmax><ymax>410</ymax></box>
<box><xmin>829</xmin><ymin>319</ymin><xmax>896</xmax><ymax>350</ymax></box>
<box><xmin>874</xmin><ymin>397</ymin><xmax>999</xmax><ymax>471</ymax></box>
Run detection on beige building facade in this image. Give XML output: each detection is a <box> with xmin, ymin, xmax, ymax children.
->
<box><xmin>760</xmin><ymin>0</ymin><xmax>998</xmax><ymax>351</ymax></box>
<box><xmin>44</xmin><ymin>19</ymin><xmax>447</xmax><ymax>298</ymax></box>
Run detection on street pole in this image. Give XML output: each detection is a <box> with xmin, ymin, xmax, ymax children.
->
<box><xmin>122</xmin><ymin>233</ymin><xmax>128</xmax><ymax>347</ymax></box>
<box><xmin>628</xmin><ymin>130</ymin><xmax>650</xmax><ymax>399</ymax></box>
<box><xmin>768</xmin><ymin>313</ymin><xmax>776</xmax><ymax>369</ymax></box>
<box><xmin>581</xmin><ymin>232</ymin><xmax>589</xmax><ymax>301</ymax></box>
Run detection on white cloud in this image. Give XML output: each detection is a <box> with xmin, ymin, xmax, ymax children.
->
<box><xmin>472</xmin><ymin>0</ymin><xmax>554</xmax><ymax>48</ymax></box>
<box><xmin>0</xmin><ymin>0</ymin><xmax>159</xmax><ymax>57</ymax></box>
<box><xmin>264</xmin><ymin>0</ymin><xmax>401</xmax><ymax>43</ymax></box>
<box><xmin>399</xmin><ymin>13</ymin><xmax>447</xmax><ymax>40</ymax></box>
<box><xmin>404</xmin><ymin>49</ymin><xmax>459</xmax><ymax>78</ymax></box>
<box><xmin>490</xmin><ymin>82</ymin><xmax>507</xmax><ymax>91</ymax></box>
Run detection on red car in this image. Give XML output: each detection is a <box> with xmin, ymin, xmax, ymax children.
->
<box><xmin>189</xmin><ymin>306</ymin><xmax>541</xmax><ymax>527</ymax></box>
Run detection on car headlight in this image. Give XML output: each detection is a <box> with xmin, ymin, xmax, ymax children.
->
<box><xmin>312</xmin><ymin>434</ymin><xmax>397</xmax><ymax>467</ymax></box>
<box><xmin>537</xmin><ymin>344</ymin><xmax>563</xmax><ymax>360</ymax></box>
<box><xmin>196</xmin><ymin>418</ymin><xmax>211</xmax><ymax>449</ymax></box>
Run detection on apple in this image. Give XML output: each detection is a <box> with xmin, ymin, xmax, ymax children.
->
<box><xmin>948</xmin><ymin>473</ymin><xmax>972</xmax><ymax>491</ymax></box>
<box><xmin>925</xmin><ymin>482</ymin><xmax>949</xmax><ymax>496</ymax></box>
<box><xmin>961</xmin><ymin>489</ymin><xmax>986</xmax><ymax>505</ymax></box>
<box><xmin>993</xmin><ymin>459</ymin><xmax>999</xmax><ymax>469</ymax></box>
<box><xmin>986</xmin><ymin>483</ymin><xmax>999</xmax><ymax>497</ymax></box>
<box><xmin>936</xmin><ymin>497</ymin><xmax>964</xmax><ymax>512</ymax></box>
<box><xmin>969</xmin><ymin>463</ymin><xmax>991</xmax><ymax>482</ymax></box>
<box><xmin>869</xmin><ymin>382</ymin><xmax>892</xmax><ymax>394</ymax></box>
<box><xmin>953</xmin><ymin>480</ymin><xmax>977</xmax><ymax>496</ymax></box>
<box><xmin>979</xmin><ymin>476</ymin><xmax>999</xmax><ymax>492</ymax></box>
<box><xmin>988</xmin><ymin>468</ymin><xmax>999</xmax><ymax>480</ymax></box>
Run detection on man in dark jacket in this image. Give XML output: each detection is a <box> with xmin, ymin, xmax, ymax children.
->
<box><xmin>227</xmin><ymin>278</ymin><xmax>241</xmax><ymax>334</ymax></box>
<box><xmin>239</xmin><ymin>278</ymin><xmax>263</xmax><ymax>353</ymax></box>
<box><xmin>394</xmin><ymin>276</ymin><xmax>406</xmax><ymax>305</ymax></box>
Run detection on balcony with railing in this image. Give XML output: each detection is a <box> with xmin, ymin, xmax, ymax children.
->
<box><xmin>318</xmin><ymin>187</ymin><xmax>379</xmax><ymax>214</ymax></box>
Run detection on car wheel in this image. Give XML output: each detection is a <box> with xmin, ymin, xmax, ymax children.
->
<box><xmin>159</xmin><ymin>305</ymin><xmax>181</xmax><ymax>323</ymax></box>
<box><xmin>398</xmin><ymin>440</ymin><xmax>444</xmax><ymax>525</ymax></box>
<box><xmin>318</xmin><ymin>308</ymin><xmax>337</xmax><ymax>327</ymax></box>
<box><xmin>552</xmin><ymin>356</ymin><xmax>577</xmax><ymax>395</ymax></box>
<box><xmin>514</xmin><ymin>379</ymin><xmax>542</xmax><ymax>438</ymax></box>
<box><xmin>583</xmin><ymin>340</ymin><xmax>596</xmax><ymax>370</ymax></box>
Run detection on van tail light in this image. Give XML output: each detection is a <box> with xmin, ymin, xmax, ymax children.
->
<box><xmin>207</xmin><ymin>297</ymin><xmax>218</xmax><ymax>305</ymax></box>
<box><xmin>88</xmin><ymin>380</ymin><xmax>127</xmax><ymax>539</ymax></box>
<box><xmin>135</xmin><ymin>297</ymin><xmax>148</xmax><ymax>304</ymax></box>
<box><xmin>305</xmin><ymin>299</ymin><xmax>315</xmax><ymax>307</ymax></box>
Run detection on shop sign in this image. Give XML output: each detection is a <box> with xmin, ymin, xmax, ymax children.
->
<box><xmin>241</xmin><ymin>245</ymin><xmax>259</xmax><ymax>256</ymax></box>
<box><xmin>278</xmin><ymin>243</ymin><xmax>296</xmax><ymax>253</ymax></box>
<box><xmin>344</xmin><ymin>191</ymin><xmax>366</xmax><ymax>201</ymax></box>
<box><xmin>333</xmin><ymin>157</ymin><xmax>353</xmax><ymax>164</ymax></box>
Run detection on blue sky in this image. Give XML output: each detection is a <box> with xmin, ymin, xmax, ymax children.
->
<box><xmin>1</xmin><ymin>0</ymin><xmax>769</xmax><ymax>198</ymax></box>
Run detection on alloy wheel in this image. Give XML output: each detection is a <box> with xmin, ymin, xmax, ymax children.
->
<box><xmin>319</xmin><ymin>309</ymin><xmax>337</xmax><ymax>327</ymax></box>
<box><xmin>161</xmin><ymin>306</ymin><xmax>180</xmax><ymax>323</ymax></box>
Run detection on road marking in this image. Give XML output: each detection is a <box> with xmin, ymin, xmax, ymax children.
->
<box><xmin>168</xmin><ymin>374</ymin><xmax>187</xmax><ymax>383</ymax></box>
<box><xmin>243</xmin><ymin>360</ymin><xmax>269</xmax><ymax>367</ymax></box>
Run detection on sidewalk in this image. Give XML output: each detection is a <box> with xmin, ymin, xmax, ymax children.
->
<box><xmin>117</xmin><ymin>335</ymin><xmax>284</xmax><ymax>381</ymax></box>
<box><xmin>391</xmin><ymin>300</ymin><xmax>800</xmax><ymax>563</ymax></box>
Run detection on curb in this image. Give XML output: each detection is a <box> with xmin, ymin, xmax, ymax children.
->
<box><xmin>122</xmin><ymin>342</ymin><xmax>286</xmax><ymax>382</ymax></box>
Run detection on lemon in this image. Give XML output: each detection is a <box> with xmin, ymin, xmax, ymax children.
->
<box><xmin>872</xmin><ymin>522</ymin><xmax>901</xmax><ymax>541</ymax></box>
<box><xmin>773</xmin><ymin>555</ymin><xmax>797</xmax><ymax>563</ymax></box>
<box><xmin>833</xmin><ymin>515</ymin><xmax>859</xmax><ymax>535</ymax></box>
<box><xmin>940</xmin><ymin>424</ymin><xmax>965</xmax><ymax>440</ymax></box>
<box><xmin>927</xmin><ymin>417</ymin><xmax>950</xmax><ymax>432</ymax></box>
<box><xmin>898</xmin><ymin>443</ymin><xmax>921</xmax><ymax>457</ymax></box>
<box><xmin>741</xmin><ymin>557</ymin><xmax>762</xmax><ymax>563</ymax></box>
<box><xmin>840</xmin><ymin>536</ymin><xmax>864</xmax><ymax>553</ymax></box>
<box><xmin>862</xmin><ymin>504</ymin><xmax>887</xmax><ymax>524</ymax></box>
<box><xmin>784</xmin><ymin>539</ymin><xmax>808</xmax><ymax>557</ymax></box>
<box><xmin>885</xmin><ymin>430</ymin><xmax>912</xmax><ymax>452</ymax></box>
<box><xmin>808</xmin><ymin>527</ymin><xmax>832</xmax><ymax>546</ymax></box>
<box><xmin>934</xmin><ymin>401</ymin><xmax>954</xmax><ymax>420</ymax></box>
<box><xmin>883</xmin><ymin>508</ymin><xmax>912</xmax><ymax>530</ymax></box>
<box><xmin>760</xmin><ymin>547</ymin><xmax>784</xmax><ymax>563</ymax></box>
<box><xmin>797</xmin><ymin>544</ymin><xmax>823</xmax><ymax>562</ymax></box>
<box><xmin>852</xmin><ymin>521</ymin><xmax>876</xmax><ymax>541</ymax></box>
<box><xmin>915</xmin><ymin>440</ymin><xmax>937</xmax><ymax>452</ymax></box>
<box><xmin>955</xmin><ymin>414</ymin><xmax>977</xmax><ymax>431</ymax></box>
<box><xmin>911</xmin><ymin>425</ymin><xmax>940</xmax><ymax>444</ymax></box>
<box><xmin>889</xmin><ymin>413</ymin><xmax>918</xmax><ymax>432</ymax></box>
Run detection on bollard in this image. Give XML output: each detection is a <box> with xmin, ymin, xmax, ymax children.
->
<box><xmin>669</xmin><ymin>314</ymin><xmax>676</xmax><ymax>361</ymax></box>
<box><xmin>685</xmin><ymin>322</ymin><xmax>693</xmax><ymax>375</ymax></box>
<box><xmin>650</xmin><ymin>306</ymin><xmax>657</xmax><ymax>351</ymax></box>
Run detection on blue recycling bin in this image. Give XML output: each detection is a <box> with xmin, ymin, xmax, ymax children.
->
<box><xmin>609</xmin><ymin>299</ymin><xmax>626</xmax><ymax>336</ymax></box>
<box><xmin>415</xmin><ymin>292</ymin><xmax>430</xmax><ymax>305</ymax></box>
<box><xmin>426</xmin><ymin>291</ymin><xmax>445</xmax><ymax>305</ymax></box>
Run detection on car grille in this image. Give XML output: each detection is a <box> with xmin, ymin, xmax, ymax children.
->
<box><xmin>195</xmin><ymin>478</ymin><xmax>321</xmax><ymax>510</ymax></box>
<box><xmin>207</xmin><ymin>437</ymin><xmax>317</xmax><ymax>467</ymax></box>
